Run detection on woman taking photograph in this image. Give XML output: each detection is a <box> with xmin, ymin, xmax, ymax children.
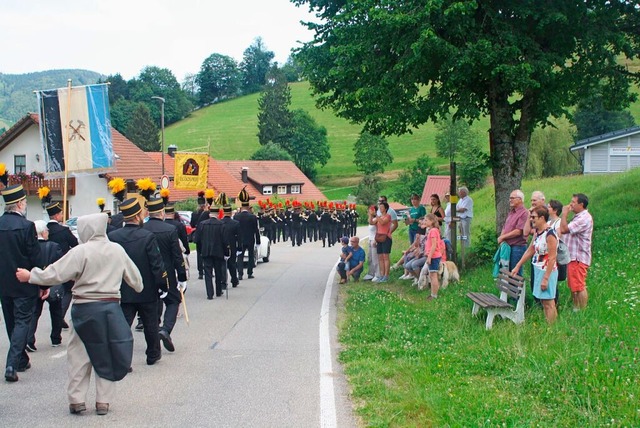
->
<box><xmin>369</xmin><ymin>201</ymin><xmax>392</xmax><ymax>283</ymax></box>
<box><xmin>511</xmin><ymin>206</ymin><xmax>559</xmax><ymax>324</ymax></box>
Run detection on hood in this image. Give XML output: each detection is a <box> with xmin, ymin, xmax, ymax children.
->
<box><xmin>77</xmin><ymin>213</ymin><xmax>108</xmax><ymax>243</ymax></box>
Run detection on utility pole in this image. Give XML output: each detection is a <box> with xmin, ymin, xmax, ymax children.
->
<box><xmin>151</xmin><ymin>96</ymin><xmax>165</xmax><ymax>176</ymax></box>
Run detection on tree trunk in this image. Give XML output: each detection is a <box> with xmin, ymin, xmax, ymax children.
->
<box><xmin>488</xmin><ymin>91</ymin><xmax>530</xmax><ymax>234</ymax></box>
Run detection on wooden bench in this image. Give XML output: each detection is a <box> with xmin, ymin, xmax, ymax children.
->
<box><xmin>467</xmin><ymin>269</ymin><xmax>525</xmax><ymax>330</ymax></box>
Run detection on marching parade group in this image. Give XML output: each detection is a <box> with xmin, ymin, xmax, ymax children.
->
<box><xmin>0</xmin><ymin>164</ymin><xmax>365</xmax><ymax>416</ymax></box>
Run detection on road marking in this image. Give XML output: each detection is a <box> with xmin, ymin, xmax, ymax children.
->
<box><xmin>51</xmin><ymin>351</ymin><xmax>67</xmax><ymax>359</ymax></box>
<box><xmin>319</xmin><ymin>261</ymin><xmax>338</xmax><ymax>428</ymax></box>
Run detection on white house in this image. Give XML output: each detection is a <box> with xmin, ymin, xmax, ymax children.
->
<box><xmin>0</xmin><ymin>113</ymin><xmax>163</xmax><ymax>221</ymax></box>
<box><xmin>570</xmin><ymin>126</ymin><xmax>640</xmax><ymax>174</ymax></box>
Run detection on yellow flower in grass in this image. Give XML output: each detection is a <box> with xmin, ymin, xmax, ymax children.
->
<box><xmin>37</xmin><ymin>186</ymin><xmax>51</xmax><ymax>200</ymax></box>
<box><xmin>108</xmin><ymin>177</ymin><xmax>126</xmax><ymax>194</ymax></box>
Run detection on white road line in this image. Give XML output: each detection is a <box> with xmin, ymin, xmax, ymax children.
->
<box><xmin>319</xmin><ymin>261</ymin><xmax>338</xmax><ymax>428</ymax></box>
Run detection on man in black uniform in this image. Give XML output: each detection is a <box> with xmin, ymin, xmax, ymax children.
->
<box><xmin>108</xmin><ymin>198</ymin><xmax>168</xmax><ymax>365</ymax></box>
<box><xmin>320</xmin><ymin>206</ymin><xmax>333</xmax><ymax>247</ymax></box>
<box><xmin>143</xmin><ymin>199</ymin><xmax>187</xmax><ymax>353</ymax></box>
<box><xmin>0</xmin><ymin>185</ymin><xmax>41</xmax><ymax>382</ymax></box>
<box><xmin>165</xmin><ymin>205</ymin><xmax>190</xmax><ymax>255</ymax></box>
<box><xmin>219</xmin><ymin>194</ymin><xmax>240</xmax><ymax>288</ymax></box>
<box><xmin>290</xmin><ymin>204</ymin><xmax>303</xmax><ymax>247</ymax></box>
<box><xmin>191</xmin><ymin>192</ymin><xmax>207</xmax><ymax>279</ymax></box>
<box><xmin>234</xmin><ymin>188</ymin><xmax>261</xmax><ymax>280</ymax></box>
<box><xmin>45</xmin><ymin>201</ymin><xmax>78</xmax><ymax>331</ymax></box>
<box><xmin>194</xmin><ymin>205</ymin><xmax>227</xmax><ymax>298</ymax></box>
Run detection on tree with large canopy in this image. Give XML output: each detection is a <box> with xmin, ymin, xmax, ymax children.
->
<box><xmin>196</xmin><ymin>53</ymin><xmax>241</xmax><ymax>105</ymax></box>
<box><xmin>293</xmin><ymin>0</ymin><xmax>640</xmax><ymax>229</ymax></box>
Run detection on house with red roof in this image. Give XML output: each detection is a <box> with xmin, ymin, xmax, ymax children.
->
<box><xmin>0</xmin><ymin>113</ymin><xmax>326</xmax><ymax>220</ymax></box>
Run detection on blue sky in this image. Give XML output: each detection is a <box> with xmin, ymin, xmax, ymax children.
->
<box><xmin>1</xmin><ymin>0</ymin><xmax>316</xmax><ymax>81</ymax></box>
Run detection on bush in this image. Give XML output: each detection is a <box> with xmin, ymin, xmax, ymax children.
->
<box><xmin>465</xmin><ymin>225</ymin><xmax>497</xmax><ymax>268</ymax></box>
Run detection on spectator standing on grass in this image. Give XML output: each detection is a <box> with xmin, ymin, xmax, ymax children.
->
<box><xmin>405</xmin><ymin>193</ymin><xmax>426</xmax><ymax>244</ymax></box>
<box><xmin>424</xmin><ymin>214</ymin><xmax>443</xmax><ymax>301</ymax></box>
<box><xmin>559</xmin><ymin>193</ymin><xmax>593</xmax><ymax>311</ymax></box>
<box><xmin>523</xmin><ymin>190</ymin><xmax>546</xmax><ymax>237</ymax></box>
<box><xmin>443</xmin><ymin>192</ymin><xmax>452</xmax><ymax>241</ymax></box>
<box><xmin>456</xmin><ymin>187</ymin><xmax>473</xmax><ymax>247</ymax></box>
<box><xmin>512</xmin><ymin>206</ymin><xmax>559</xmax><ymax>324</ymax></box>
<box><xmin>362</xmin><ymin>214</ymin><xmax>380</xmax><ymax>281</ymax></box>
<box><xmin>377</xmin><ymin>195</ymin><xmax>398</xmax><ymax>236</ymax></box>
<box><xmin>497</xmin><ymin>190</ymin><xmax>529</xmax><ymax>275</ymax></box>
<box><xmin>338</xmin><ymin>237</ymin><xmax>366</xmax><ymax>283</ymax></box>
<box><xmin>369</xmin><ymin>202</ymin><xmax>392</xmax><ymax>283</ymax></box>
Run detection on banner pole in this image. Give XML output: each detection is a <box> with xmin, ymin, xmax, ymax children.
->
<box><xmin>63</xmin><ymin>79</ymin><xmax>72</xmax><ymax>223</ymax></box>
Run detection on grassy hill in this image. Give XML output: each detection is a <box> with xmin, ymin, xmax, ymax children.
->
<box><xmin>165</xmin><ymin>80</ymin><xmax>640</xmax><ymax>198</ymax></box>
<box><xmin>338</xmin><ymin>168</ymin><xmax>640</xmax><ymax>426</ymax></box>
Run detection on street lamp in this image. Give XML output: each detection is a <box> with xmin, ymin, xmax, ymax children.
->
<box><xmin>151</xmin><ymin>96</ymin><xmax>165</xmax><ymax>176</ymax></box>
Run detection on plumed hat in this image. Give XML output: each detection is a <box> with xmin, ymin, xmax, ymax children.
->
<box><xmin>238</xmin><ymin>186</ymin><xmax>250</xmax><ymax>207</ymax></box>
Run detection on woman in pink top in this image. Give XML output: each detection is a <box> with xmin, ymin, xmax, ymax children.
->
<box><xmin>424</xmin><ymin>214</ymin><xmax>443</xmax><ymax>300</ymax></box>
<box><xmin>369</xmin><ymin>202</ymin><xmax>392</xmax><ymax>282</ymax></box>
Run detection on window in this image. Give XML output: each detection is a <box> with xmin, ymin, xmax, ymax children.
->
<box><xmin>14</xmin><ymin>155</ymin><xmax>26</xmax><ymax>174</ymax></box>
<box><xmin>262</xmin><ymin>185</ymin><xmax>272</xmax><ymax>195</ymax></box>
<box><xmin>277</xmin><ymin>185</ymin><xmax>287</xmax><ymax>195</ymax></box>
<box><xmin>291</xmin><ymin>185</ymin><xmax>300</xmax><ymax>194</ymax></box>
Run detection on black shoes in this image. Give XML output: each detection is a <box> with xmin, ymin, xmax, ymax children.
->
<box><xmin>26</xmin><ymin>343</ymin><xmax>37</xmax><ymax>352</ymax></box>
<box><xmin>69</xmin><ymin>402</ymin><xmax>86</xmax><ymax>414</ymax></box>
<box><xmin>146</xmin><ymin>355</ymin><xmax>161</xmax><ymax>365</ymax></box>
<box><xmin>135</xmin><ymin>321</ymin><xmax>144</xmax><ymax>331</ymax></box>
<box><xmin>198</xmin><ymin>274</ymin><xmax>204</xmax><ymax>280</ymax></box>
<box><xmin>4</xmin><ymin>366</ymin><xmax>18</xmax><ymax>382</ymax></box>
<box><xmin>17</xmin><ymin>362</ymin><xmax>31</xmax><ymax>372</ymax></box>
<box><xmin>248</xmin><ymin>274</ymin><xmax>254</xmax><ymax>279</ymax></box>
<box><xmin>232</xmin><ymin>282</ymin><xmax>239</xmax><ymax>288</ymax></box>
<box><xmin>62</xmin><ymin>320</ymin><xmax>70</xmax><ymax>330</ymax></box>
<box><xmin>207</xmin><ymin>296</ymin><xmax>213</xmax><ymax>300</ymax></box>
<box><xmin>159</xmin><ymin>330</ymin><xmax>175</xmax><ymax>352</ymax></box>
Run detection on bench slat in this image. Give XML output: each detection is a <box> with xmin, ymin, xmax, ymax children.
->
<box><xmin>467</xmin><ymin>292</ymin><xmax>513</xmax><ymax>309</ymax></box>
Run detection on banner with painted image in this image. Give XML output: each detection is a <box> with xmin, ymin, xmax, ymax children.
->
<box><xmin>36</xmin><ymin>83</ymin><xmax>114</xmax><ymax>174</ymax></box>
<box><xmin>174</xmin><ymin>153</ymin><xmax>209</xmax><ymax>190</ymax></box>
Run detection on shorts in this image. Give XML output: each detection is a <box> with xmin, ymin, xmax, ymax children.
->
<box><xmin>376</xmin><ymin>237</ymin><xmax>392</xmax><ymax>254</ymax></box>
<box><xmin>427</xmin><ymin>257</ymin><xmax>441</xmax><ymax>273</ymax></box>
<box><xmin>567</xmin><ymin>261</ymin><xmax>588</xmax><ymax>292</ymax></box>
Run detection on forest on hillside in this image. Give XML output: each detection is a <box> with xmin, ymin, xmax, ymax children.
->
<box><xmin>0</xmin><ymin>69</ymin><xmax>103</xmax><ymax>124</ymax></box>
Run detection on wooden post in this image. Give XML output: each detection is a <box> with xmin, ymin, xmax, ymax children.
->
<box><xmin>62</xmin><ymin>79</ymin><xmax>72</xmax><ymax>223</ymax></box>
<box><xmin>450</xmin><ymin>161</ymin><xmax>458</xmax><ymax>265</ymax></box>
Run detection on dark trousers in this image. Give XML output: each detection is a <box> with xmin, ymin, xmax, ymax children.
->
<box><xmin>226</xmin><ymin>252</ymin><xmax>239</xmax><ymax>286</ymax></box>
<box><xmin>28</xmin><ymin>296</ymin><xmax>63</xmax><ymax>346</ymax></box>
<box><xmin>157</xmin><ymin>298</ymin><xmax>179</xmax><ymax>335</ymax></box>
<box><xmin>509</xmin><ymin>245</ymin><xmax>528</xmax><ymax>276</ymax></box>
<box><xmin>196</xmin><ymin>242</ymin><xmax>204</xmax><ymax>276</ymax></box>
<box><xmin>321</xmin><ymin>228</ymin><xmax>333</xmax><ymax>247</ymax></box>
<box><xmin>1</xmin><ymin>295</ymin><xmax>36</xmax><ymax>369</ymax></box>
<box><xmin>291</xmin><ymin>226</ymin><xmax>302</xmax><ymax>246</ymax></box>
<box><xmin>237</xmin><ymin>245</ymin><xmax>255</xmax><ymax>278</ymax></box>
<box><xmin>121</xmin><ymin>301</ymin><xmax>161</xmax><ymax>361</ymax></box>
<box><xmin>338</xmin><ymin>263</ymin><xmax>362</xmax><ymax>281</ymax></box>
<box><xmin>203</xmin><ymin>256</ymin><xmax>226</xmax><ymax>297</ymax></box>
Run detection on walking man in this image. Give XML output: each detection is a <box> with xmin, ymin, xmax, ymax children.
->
<box><xmin>0</xmin><ymin>185</ymin><xmax>41</xmax><ymax>382</ymax></box>
<box><xmin>234</xmin><ymin>188</ymin><xmax>261</xmax><ymax>280</ymax></box>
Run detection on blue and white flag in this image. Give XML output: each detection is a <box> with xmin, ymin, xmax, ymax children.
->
<box><xmin>36</xmin><ymin>84</ymin><xmax>114</xmax><ymax>174</ymax></box>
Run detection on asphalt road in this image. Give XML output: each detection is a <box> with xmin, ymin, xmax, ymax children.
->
<box><xmin>0</xmin><ymin>234</ymin><xmax>359</xmax><ymax>427</ymax></box>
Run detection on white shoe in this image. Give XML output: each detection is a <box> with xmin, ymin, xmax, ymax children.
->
<box><xmin>372</xmin><ymin>276</ymin><xmax>381</xmax><ymax>283</ymax></box>
<box><xmin>402</xmin><ymin>274</ymin><xmax>413</xmax><ymax>280</ymax></box>
<box><xmin>362</xmin><ymin>274</ymin><xmax>374</xmax><ymax>281</ymax></box>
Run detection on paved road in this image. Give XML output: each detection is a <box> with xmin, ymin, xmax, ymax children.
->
<box><xmin>0</xmin><ymin>234</ymin><xmax>358</xmax><ymax>427</ymax></box>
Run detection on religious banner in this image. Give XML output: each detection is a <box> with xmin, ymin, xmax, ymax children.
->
<box><xmin>36</xmin><ymin>83</ymin><xmax>113</xmax><ymax>174</ymax></box>
<box><xmin>174</xmin><ymin>153</ymin><xmax>209</xmax><ymax>190</ymax></box>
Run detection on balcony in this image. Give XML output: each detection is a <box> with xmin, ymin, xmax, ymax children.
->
<box><xmin>7</xmin><ymin>175</ymin><xmax>76</xmax><ymax>196</ymax></box>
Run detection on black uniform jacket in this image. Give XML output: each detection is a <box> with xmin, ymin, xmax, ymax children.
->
<box><xmin>108</xmin><ymin>224</ymin><xmax>168</xmax><ymax>303</ymax></box>
<box><xmin>144</xmin><ymin>218</ymin><xmax>187</xmax><ymax>301</ymax></box>
<box><xmin>47</xmin><ymin>221</ymin><xmax>78</xmax><ymax>254</ymax></box>
<box><xmin>0</xmin><ymin>212</ymin><xmax>41</xmax><ymax>298</ymax></box>
<box><xmin>221</xmin><ymin>216</ymin><xmax>240</xmax><ymax>253</ymax></box>
<box><xmin>234</xmin><ymin>210</ymin><xmax>261</xmax><ymax>248</ymax></box>
<box><xmin>194</xmin><ymin>216</ymin><xmax>227</xmax><ymax>258</ymax></box>
<box><xmin>165</xmin><ymin>218</ymin><xmax>190</xmax><ymax>254</ymax></box>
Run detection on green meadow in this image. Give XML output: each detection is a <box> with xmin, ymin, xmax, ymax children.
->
<box><xmin>338</xmin><ymin>168</ymin><xmax>640</xmax><ymax>426</ymax></box>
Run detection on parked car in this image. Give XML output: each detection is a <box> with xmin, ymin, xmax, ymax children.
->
<box><xmin>244</xmin><ymin>228</ymin><xmax>271</xmax><ymax>267</ymax></box>
<box><xmin>177</xmin><ymin>211</ymin><xmax>195</xmax><ymax>240</ymax></box>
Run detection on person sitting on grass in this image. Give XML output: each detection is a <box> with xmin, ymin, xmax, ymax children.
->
<box><xmin>337</xmin><ymin>237</ymin><xmax>353</xmax><ymax>284</ymax></box>
<box><xmin>404</xmin><ymin>218</ymin><xmax>429</xmax><ymax>287</ymax></box>
<box><xmin>393</xmin><ymin>226</ymin><xmax>425</xmax><ymax>280</ymax></box>
<box><xmin>337</xmin><ymin>237</ymin><xmax>366</xmax><ymax>283</ymax></box>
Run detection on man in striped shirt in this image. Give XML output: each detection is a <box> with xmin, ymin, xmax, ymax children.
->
<box><xmin>560</xmin><ymin>193</ymin><xmax>593</xmax><ymax>311</ymax></box>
